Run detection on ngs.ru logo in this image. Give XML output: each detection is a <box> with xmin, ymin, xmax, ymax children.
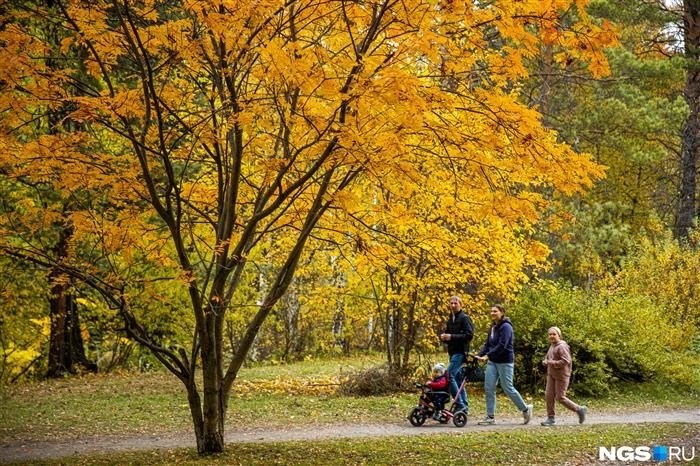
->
<box><xmin>599</xmin><ymin>445</ymin><xmax>696</xmax><ymax>462</ymax></box>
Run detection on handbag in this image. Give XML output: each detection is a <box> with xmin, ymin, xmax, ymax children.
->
<box><xmin>462</xmin><ymin>359</ymin><xmax>485</xmax><ymax>382</ymax></box>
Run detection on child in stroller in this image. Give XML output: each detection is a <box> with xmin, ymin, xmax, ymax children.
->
<box><xmin>408</xmin><ymin>362</ymin><xmax>468</xmax><ymax>427</ymax></box>
<box><xmin>425</xmin><ymin>363</ymin><xmax>449</xmax><ymax>420</ymax></box>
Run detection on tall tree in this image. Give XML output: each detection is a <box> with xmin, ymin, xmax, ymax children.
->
<box><xmin>523</xmin><ymin>0</ymin><xmax>688</xmax><ymax>282</ymax></box>
<box><xmin>0</xmin><ymin>0</ymin><xmax>98</xmax><ymax>377</ymax></box>
<box><xmin>677</xmin><ymin>0</ymin><xmax>700</xmax><ymax>240</ymax></box>
<box><xmin>43</xmin><ymin>3</ymin><xmax>98</xmax><ymax>377</ymax></box>
<box><xmin>0</xmin><ymin>0</ymin><xmax>613</xmax><ymax>454</ymax></box>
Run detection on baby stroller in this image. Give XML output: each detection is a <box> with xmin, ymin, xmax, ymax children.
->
<box><xmin>408</xmin><ymin>366</ymin><xmax>469</xmax><ymax>428</ymax></box>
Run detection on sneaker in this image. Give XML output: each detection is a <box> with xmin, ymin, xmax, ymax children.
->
<box><xmin>523</xmin><ymin>404</ymin><xmax>533</xmax><ymax>425</ymax></box>
<box><xmin>432</xmin><ymin>411</ymin><xmax>442</xmax><ymax>420</ymax></box>
<box><xmin>577</xmin><ymin>406</ymin><xmax>587</xmax><ymax>424</ymax></box>
<box><xmin>477</xmin><ymin>416</ymin><xmax>495</xmax><ymax>425</ymax></box>
<box><xmin>541</xmin><ymin>417</ymin><xmax>556</xmax><ymax>426</ymax></box>
<box><xmin>455</xmin><ymin>405</ymin><xmax>468</xmax><ymax>414</ymax></box>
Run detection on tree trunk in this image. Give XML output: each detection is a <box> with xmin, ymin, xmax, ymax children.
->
<box><xmin>185</xmin><ymin>381</ymin><xmax>206</xmax><ymax>453</ymax></box>
<box><xmin>46</xmin><ymin>268</ymin><xmax>70</xmax><ymax>378</ymax></box>
<box><xmin>46</xmin><ymin>222</ymin><xmax>95</xmax><ymax>377</ymax></box>
<box><xmin>46</xmin><ymin>245</ymin><xmax>97</xmax><ymax>377</ymax></box>
<box><xmin>401</xmin><ymin>290</ymin><xmax>418</xmax><ymax>371</ymax></box>
<box><xmin>68</xmin><ymin>298</ymin><xmax>96</xmax><ymax>372</ymax></box>
<box><xmin>198</xmin><ymin>314</ymin><xmax>225</xmax><ymax>454</ymax></box>
<box><xmin>186</xmin><ymin>365</ymin><xmax>225</xmax><ymax>455</ymax></box>
<box><xmin>676</xmin><ymin>0</ymin><xmax>700</xmax><ymax>240</ymax></box>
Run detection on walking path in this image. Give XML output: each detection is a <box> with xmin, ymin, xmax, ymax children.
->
<box><xmin>1</xmin><ymin>409</ymin><xmax>698</xmax><ymax>463</ymax></box>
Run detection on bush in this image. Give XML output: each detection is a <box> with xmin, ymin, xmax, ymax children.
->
<box><xmin>611</xmin><ymin>234</ymin><xmax>700</xmax><ymax>328</ymax></box>
<box><xmin>509</xmin><ymin>280</ymin><xmax>700</xmax><ymax>397</ymax></box>
<box><xmin>338</xmin><ymin>363</ymin><xmax>415</xmax><ymax>396</ymax></box>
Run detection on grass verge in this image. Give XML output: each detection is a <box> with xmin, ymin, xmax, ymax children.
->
<box><xmin>8</xmin><ymin>423</ymin><xmax>699</xmax><ymax>466</ymax></box>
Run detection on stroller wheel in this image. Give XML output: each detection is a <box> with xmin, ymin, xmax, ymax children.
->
<box><xmin>408</xmin><ymin>407</ymin><xmax>427</xmax><ymax>426</ymax></box>
<box><xmin>453</xmin><ymin>411</ymin><xmax>468</xmax><ymax>427</ymax></box>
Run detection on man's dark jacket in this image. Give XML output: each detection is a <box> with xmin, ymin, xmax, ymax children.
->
<box><xmin>444</xmin><ymin>310</ymin><xmax>474</xmax><ymax>356</ymax></box>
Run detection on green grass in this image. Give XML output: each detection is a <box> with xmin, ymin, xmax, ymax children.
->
<box><xmin>10</xmin><ymin>424</ymin><xmax>700</xmax><ymax>465</ymax></box>
<box><xmin>0</xmin><ymin>372</ymin><xmax>190</xmax><ymax>441</ymax></box>
<box><xmin>238</xmin><ymin>352</ymin><xmax>386</xmax><ymax>379</ymax></box>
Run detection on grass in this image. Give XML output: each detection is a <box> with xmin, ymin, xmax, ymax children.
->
<box><xmin>0</xmin><ymin>372</ymin><xmax>189</xmax><ymax>441</ymax></box>
<box><xmin>9</xmin><ymin>424</ymin><xmax>700</xmax><ymax>465</ymax></box>
<box><xmin>0</xmin><ymin>354</ymin><xmax>395</xmax><ymax>442</ymax></box>
<box><xmin>1</xmin><ymin>352</ymin><xmax>699</xmax><ymax>462</ymax></box>
<box><xmin>239</xmin><ymin>352</ymin><xmax>386</xmax><ymax>378</ymax></box>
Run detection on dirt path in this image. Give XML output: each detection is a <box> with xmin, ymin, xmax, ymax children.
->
<box><xmin>1</xmin><ymin>409</ymin><xmax>698</xmax><ymax>463</ymax></box>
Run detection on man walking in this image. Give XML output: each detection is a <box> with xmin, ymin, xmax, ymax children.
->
<box><xmin>439</xmin><ymin>295</ymin><xmax>473</xmax><ymax>413</ymax></box>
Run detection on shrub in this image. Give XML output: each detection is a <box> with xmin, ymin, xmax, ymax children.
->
<box><xmin>510</xmin><ymin>280</ymin><xmax>699</xmax><ymax>397</ymax></box>
<box><xmin>338</xmin><ymin>363</ymin><xmax>415</xmax><ymax>396</ymax></box>
<box><xmin>610</xmin><ymin>234</ymin><xmax>700</xmax><ymax>328</ymax></box>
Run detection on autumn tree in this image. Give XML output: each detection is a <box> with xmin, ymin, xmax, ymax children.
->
<box><xmin>0</xmin><ymin>0</ymin><xmax>100</xmax><ymax>378</ymax></box>
<box><xmin>1</xmin><ymin>0</ymin><xmax>614</xmax><ymax>455</ymax></box>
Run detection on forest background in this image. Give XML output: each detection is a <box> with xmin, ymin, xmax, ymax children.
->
<box><xmin>1</xmin><ymin>0</ymin><xmax>699</xmax><ymax>456</ymax></box>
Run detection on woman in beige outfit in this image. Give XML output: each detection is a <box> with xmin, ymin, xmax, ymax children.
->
<box><xmin>541</xmin><ymin>326</ymin><xmax>586</xmax><ymax>426</ymax></box>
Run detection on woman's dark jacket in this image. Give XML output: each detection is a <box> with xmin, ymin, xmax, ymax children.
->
<box><xmin>478</xmin><ymin>317</ymin><xmax>515</xmax><ymax>364</ymax></box>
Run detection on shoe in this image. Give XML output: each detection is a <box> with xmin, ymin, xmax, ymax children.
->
<box><xmin>432</xmin><ymin>411</ymin><xmax>442</xmax><ymax>420</ymax></box>
<box><xmin>477</xmin><ymin>416</ymin><xmax>495</xmax><ymax>425</ymax></box>
<box><xmin>577</xmin><ymin>406</ymin><xmax>587</xmax><ymax>424</ymax></box>
<box><xmin>523</xmin><ymin>404</ymin><xmax>533</xmax><ymax>425</ymax></box>
<box><xmin>541</xmin><ymin>417</ymin><xmax>556</xmax><ymax>426</ymax></box>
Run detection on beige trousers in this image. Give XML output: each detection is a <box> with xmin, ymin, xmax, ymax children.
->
<box><xmin>545</xmin><ymin>373</ymin><xmax>579</xmax><ymax>417</ymax></box>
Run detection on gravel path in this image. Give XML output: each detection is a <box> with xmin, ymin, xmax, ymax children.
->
<box><xmin>1</xmin><ymin>409</ymin><xmax>698</xmax><ymax>463</ymax></box>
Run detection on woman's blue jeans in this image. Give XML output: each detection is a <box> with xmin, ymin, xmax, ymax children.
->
<box><xmin>448</xmin><ymin>353</ymin><xmax>467</xmax><ymax>410</ymax></box>
<box><xmin>484</xmin><ymin>361</ymin><xmax>527</xmax><ymax>416</ymax></box>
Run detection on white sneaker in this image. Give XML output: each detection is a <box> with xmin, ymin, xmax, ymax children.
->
<box><xmin>477</xmin><ymin>416</ymin><xmax>495</xmax><ymax>425</ymax></box>
<box><xmin>523</xmin><ymin>404</ymin><xmax>533</xmax><ymax>424</ymax></box>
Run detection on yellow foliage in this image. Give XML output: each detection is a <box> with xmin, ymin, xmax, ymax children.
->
<box><xmin>5</xmin><ymin>346</ymin><xmax>41</xmax><ymax>373</ymax></box>
<box><xmin>233</xmin><ymin>375</ymin><xmax>341</xmax><ymax>396</ymax></box>
<box><xmin>30</xmin><ymin>317</ymin><xmax>51</xmax><ymax>337</ymax></box>
<box><xmin>0</xmin><ymin>0</ymin><xmax>615</xmax><ymax>377</ymax></box>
